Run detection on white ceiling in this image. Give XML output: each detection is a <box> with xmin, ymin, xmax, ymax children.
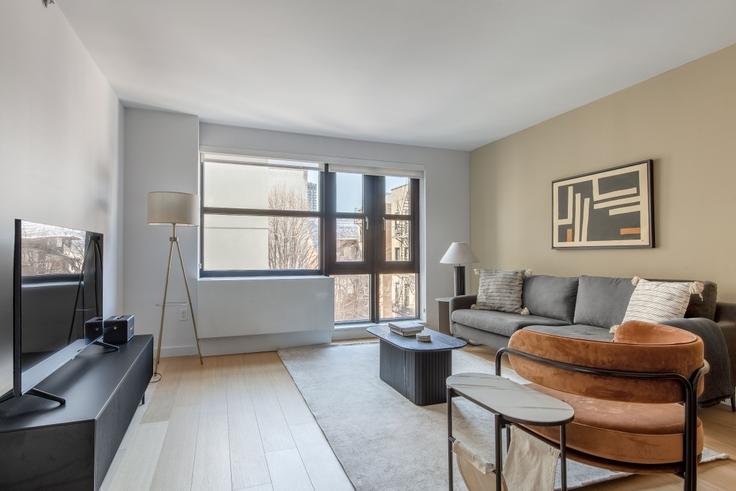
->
<box><xmin>58</xmin><ymin>0</ymin><xmax>736</xmax><ymax>151</ymax></box>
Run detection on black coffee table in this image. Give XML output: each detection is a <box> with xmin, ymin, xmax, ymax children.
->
<box><xmin>367</xmin><ymin>325</ymin><xmax>467</xmax><ymax>405</ymax></box>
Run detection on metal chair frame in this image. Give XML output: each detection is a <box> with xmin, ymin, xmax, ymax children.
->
<box><xmin>487</xmin><ymin>347</ymin><xmax>708</xmax><ymax>491</ymax></box>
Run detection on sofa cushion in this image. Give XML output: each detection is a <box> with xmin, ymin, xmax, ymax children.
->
<box><xmin>525</xmin><ymin>324</ymin><xmax>613</xmax><ymax>342</ymax></box>
<box><xmin>573</xmin><ymin>276</ymin><xmax>635</xmax><ymax>328</ymax></box>
<box><xmin>523</xmin><ymin>275</ymin><xmax>578</xmax><ymax>323</ymax></box>
<box><xmin>451</xmin><ymin>309</ymin><xmax>568</xmax><ymax>337</ymax></box>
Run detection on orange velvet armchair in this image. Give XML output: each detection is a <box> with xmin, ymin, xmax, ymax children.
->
<box><xmin>496</xmin><ymin>321</ymin><xmax>708</xmax><ymax>491</ymax></box>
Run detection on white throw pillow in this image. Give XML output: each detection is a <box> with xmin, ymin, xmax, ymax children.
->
<box><xmin>621</xmin><ymin>276</ymin><xmax>704</xmax><ymax>325</ymax></box>
<box><xmin>473</xmin><ymin>269</ymin><xmax>529</xmax><ymax>314</ymax></box>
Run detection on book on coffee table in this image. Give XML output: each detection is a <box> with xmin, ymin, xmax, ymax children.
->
<box><xmin>389</xmin><ymin>321</ymin><xmax>424</xmax><ymax>336</ymax></box>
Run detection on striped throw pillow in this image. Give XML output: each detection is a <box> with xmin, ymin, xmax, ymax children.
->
<box><xmin>474</xmin><ymin>269</ymin><xmax>525</xmax><ymax>314</ymax></box>
<box><xmin>622</xmin><ymin>277</ymin><xmax>703</xmax><ymax>324</ymax></box>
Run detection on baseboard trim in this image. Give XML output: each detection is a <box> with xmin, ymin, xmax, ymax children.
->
<box><xmin>331</xmin><ymin>325</ymin><xmax>374</xmax><ymax>341</ymax></box>
<box><xmin>160</xmin><ymin>330</ymin><xmax>334</xmax><ymax>357</ymax></box>
<box><xmin>160</xmin><ymin>345</ymin><xmax>198</xmax><ymax>358</ymax></box>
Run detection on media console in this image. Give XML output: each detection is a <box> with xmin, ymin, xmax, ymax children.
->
<box><xmin>0</xmin><ymin>335</ymin><xmax>153</xmax><ymax>490</ymax></box>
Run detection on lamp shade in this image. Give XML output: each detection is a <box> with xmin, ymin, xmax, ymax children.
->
<box><xmin>440</xmin><ymin>242</ymin><xmax>477</xmax><ymax>265</ymax></box>
<box><xmin>147</xmin><ymin>191</ymin><xmax>198</xmax><ymax>225</ymax></box>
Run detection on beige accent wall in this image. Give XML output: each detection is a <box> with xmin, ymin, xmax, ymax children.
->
<box><xmin>470</xmin><ymin>43</ymin><xmax>736</xmax><ymax>300</ymax></box>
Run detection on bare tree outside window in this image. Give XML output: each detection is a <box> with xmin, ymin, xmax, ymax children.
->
<box><xmin>334</xmin><ymin>274</ymin><xmax>370</xmax><ymax>322</ymax></box>
<box><xmin>267</xmin><ymin>186</ymin><xmax>319</xmax><ymax>270</ymax></box>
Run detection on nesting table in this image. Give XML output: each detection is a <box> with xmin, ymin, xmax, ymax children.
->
<box><xmin>446</xmin><ymin>372</ymin><xmax>574</xmax><ymax>490</ymax></box>
<box><xmin>367</xmin><ymin>325</ymin><xmax>466</xmax><ymax>405</ymax></box>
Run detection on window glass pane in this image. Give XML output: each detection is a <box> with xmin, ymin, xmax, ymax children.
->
<box><xmin>203</xmin><ymin>214</ymin><xmax>319</xmax><ymax>271</ymax></box>
<box><xmin>379</xmin><ymin>274</ymin><xmax>417</xmax><ymax>320</ymax></box>
<box><xmin>384</xmin><ymin>219</ymin><xmax>411</xmax><ymax>262</ymax></box>
<box><xmin>384</xmin><ymin>176</ymin><xmax>410</xmax><ymax>215</ymax></box>
<box><xmin>336</xmin><ymin>172</ymin><xmax>363</xmax><ymax>213</ymax></box>
<box><xmin>336</xmin><ymin>218</ymin><xmax>364</xmax><ymax>262</ymax></box>
<box><xmin>203</xmin><ymin>162</ymin><xmax>319</xmax><ymax>211</ymax></box>
<box><xmin>333</xmin><ymin>274</ymin><xmax>370</xmax><ymax>322</ymax></box>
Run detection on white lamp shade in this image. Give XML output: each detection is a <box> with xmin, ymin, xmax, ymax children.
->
<box><xmin>440</xmin><ymin>242</ymin><xmax>477</xmax><ymax>265</ymax></box>
<box><xmin>147</xmin><ymin>191</ymin><xmax>198</xmax><ymax>225</ymax></box>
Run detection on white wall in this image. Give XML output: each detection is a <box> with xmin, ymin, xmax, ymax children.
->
<box><xmin>0</xmin><ymin>1</ymin><xmax>123</xmax><ymax>394</ymax></box>
<box><xmin>122</xmin><ymin>108</ymin><xmax>200</xmax><ymax>356</ymax></box>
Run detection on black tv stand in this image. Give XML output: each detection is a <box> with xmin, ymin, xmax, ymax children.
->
<box><xmin>0</xmin><ymin>335</ymin><xmax>153</xmax><ymax>490</ymax></box>
<box><xmin>93</xmin><ymin>338</ymin><xmax>120</xmax><ymax>352</ymax></box>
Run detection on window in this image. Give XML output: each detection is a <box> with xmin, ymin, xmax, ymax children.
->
<box><xmin>200</xmin><ymin>153</ymin><xmax>323</xmax><ymax>275</ymax></box>
<box><xmin>326</xmin><ymin>172</ymin><xmax>419</xmax><ymax>323</ymax></box>
<box><xmin>200</xmin><ymin>153</ymin><xmax>421</xmax><ymax>323</ymax></box>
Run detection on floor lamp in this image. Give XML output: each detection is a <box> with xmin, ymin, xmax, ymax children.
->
<box><xmin>440</xmin><ymin>242</ymin><xmax>478</xmax><ymax>296</ymax></box>
<box><xmin>148</xmin><ymin>191</ymin><xmax>203</xmax><ymax>380</ymax></box>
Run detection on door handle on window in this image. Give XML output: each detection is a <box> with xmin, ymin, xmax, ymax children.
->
<box><xmin>364</xmin><ymin>216</ymin><xmax>369</xmax><ymax>230</ymax></box>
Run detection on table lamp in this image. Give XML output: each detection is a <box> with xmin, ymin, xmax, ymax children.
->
<box><xmin>148</xmin><ymin>191</ymin><xmax>203</xmax><ymax>380</ymax></box>
<box><xmin>440</xmin><ymin>242</ymin><xmax>478</xmax><ymax>296</ymax></box>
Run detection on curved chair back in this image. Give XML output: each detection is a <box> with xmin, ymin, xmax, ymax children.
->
<box><xmin>507</xmin><ymin>321</ymin><xmax>705</xmax><ymax>404</ymax></box>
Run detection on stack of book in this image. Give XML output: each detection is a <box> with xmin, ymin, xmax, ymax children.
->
<box><xmin>389</xmin><ymin>321</ymin><xmax>424</xmax><ymax>337</ymax></box>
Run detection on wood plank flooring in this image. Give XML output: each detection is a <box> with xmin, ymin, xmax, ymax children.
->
<box><xmin>103</xmin><ymin>345</ymin><xmax>736</xmax><ymax>490</ymax></box>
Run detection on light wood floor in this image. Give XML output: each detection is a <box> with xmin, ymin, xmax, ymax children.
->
<box><xmin>103</xmin><ymin>345</ymin><xmax>736</xmax><ymax>491</ymax></box>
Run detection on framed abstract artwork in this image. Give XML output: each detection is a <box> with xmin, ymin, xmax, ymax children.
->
<box><xmin>552</xmin><ymin>160</ymin><xmax>654</xmax><ymax>249</ymax></box>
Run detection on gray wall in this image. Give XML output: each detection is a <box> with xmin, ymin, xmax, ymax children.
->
<box><xmin>0</xmin><ymin>2</ymin><xmax>123</xmax><ymax>395</ymax></box>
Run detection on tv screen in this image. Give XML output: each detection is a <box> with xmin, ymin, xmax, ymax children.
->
<box><xmin>13</xmin><ymin>220</ymin><xmax>103</xmax><ymax>395</ymax></box>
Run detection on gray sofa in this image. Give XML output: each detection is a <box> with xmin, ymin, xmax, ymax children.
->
<box><xmin>450</xmin><ymin>274</ymin><xmax>736</xmax><ymax>407</ymax></box>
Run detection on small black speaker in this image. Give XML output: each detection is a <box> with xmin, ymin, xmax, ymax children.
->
<box><xmin>103</xmin><ymin>315</ymin><xmax>135</xmax><ymax>345</ymax></box>
<box><xmin>84</xmin><ymin>317</ymin><xmax>105</xmax><ymax>342</ymax></box>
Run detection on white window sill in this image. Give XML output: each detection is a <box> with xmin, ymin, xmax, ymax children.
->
<box><xmin>198</xmin><ymin>275</ymin><xmax>329</xmax><ymax>282</ymax></box>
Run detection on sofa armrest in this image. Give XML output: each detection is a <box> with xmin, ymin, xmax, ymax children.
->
<box><xmin>715</xmin><ymin>302</ymin><xmax>736</xmax><ymax>397</ymax></box>
<box><xmin>449</xmin><ymin>295</ymin><xmax>476</xmax><ymax>314</ymax></box>
<box><xmin>717</xmin><ymin>320</ymin><xmax>736</xmax><ymax>394</ymax></box>
<box><xmin>663</xmin><ymin>317</ymin><xmax>734</xmax><ymax>405</ymax></box>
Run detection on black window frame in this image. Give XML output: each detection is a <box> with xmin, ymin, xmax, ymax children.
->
<box><xmin>325</xmin><ymin>170</ymin><xmax>420</xmax><ymax>324</ymax></box>
<box><xmin>199</xmin><ymin>155</ymin><xmax>325</xmax><ymax>277</ymax></box>
<box><xmin>198</xmin><ymin>154</ymin><xmax>421</xmax><ymax>324</ymax></box>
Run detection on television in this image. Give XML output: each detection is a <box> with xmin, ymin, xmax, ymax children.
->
<box><xmin>6</xmin><ymin>219</ymin><xmax>104</xmax><ymax>404</ymax></box>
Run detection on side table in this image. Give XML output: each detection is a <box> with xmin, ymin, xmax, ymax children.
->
<box><xmin>446</xmin><ymin>372</ymin><xmax>574</xmax><ymax>490</ymax></box>
<box><xmin>436</xmin><ymin>297</ymin><xmax>453</xmax><ymax>335</ymax></box>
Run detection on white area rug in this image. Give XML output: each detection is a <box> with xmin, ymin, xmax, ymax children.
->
<box><xmin>278</xmin><ymin>342</ymin><xmax>728</xmax><ymax>490</ymax></box>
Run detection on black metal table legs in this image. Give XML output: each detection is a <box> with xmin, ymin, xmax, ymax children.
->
<box><xmin>494</xmin><ymin>414</ymin><xmax>503</xmax><ymax>491</ymax></box>
<box><xmin>560</xmin><ymin>424</ymin><xmax>567</xmax><ymax>491</ymax></box>
<box><xmin>447</xmin><ymin>387</ymin><xmax>454</xmax><ymax>491</ymax></box>
<box><xmin>447</xmin><ymin>392</ymin><xmax>569</xmax><ymax>491</ymax></box>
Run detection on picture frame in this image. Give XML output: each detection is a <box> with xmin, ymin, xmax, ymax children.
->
<box><xmin>552</xmin><ymin>160</ymin><xmax>654</xmax><ymax>249</ymax></box>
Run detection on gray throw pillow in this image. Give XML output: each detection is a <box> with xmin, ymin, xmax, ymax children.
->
<box><xmin>573</xmin><ymin>276</ymin><xmax>635</xmax><ymax>328</ymax></box>
<box><xmin>475</xmin><ymin>269</ymin><xmax>525</xmax><ymax>314</ymax></box>
<box><xmin>523</xmin><ymin>275</ymin><xmax>578</xmax><ymax>323</ymax></box>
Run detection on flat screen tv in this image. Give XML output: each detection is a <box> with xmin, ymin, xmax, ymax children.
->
<box><xmin>8</xmin><ymin>219</ymin><xmax>104</xmax><ymax>403</ymax></box>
